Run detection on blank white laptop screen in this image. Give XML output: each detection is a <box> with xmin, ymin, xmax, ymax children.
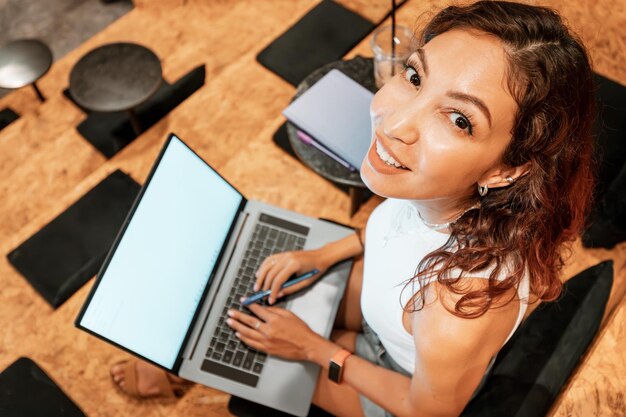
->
<box><xmin>79</xmin><ymin>135</ymin><xmax>243</xmax><ymax>369</ymax></box>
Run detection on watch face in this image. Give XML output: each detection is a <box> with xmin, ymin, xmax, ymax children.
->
<box><xmin>329</xmin><ymin>361</ymin><xmax>341</xmax><ymax>382</ymax></box>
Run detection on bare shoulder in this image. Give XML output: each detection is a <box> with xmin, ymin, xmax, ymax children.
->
<box><xmin>409</xmin><ymin>278</ymin><xmax>521</xmax><ymax>375</ymax></box>
<box><xmin>411</xmin><ymin>278</ymin><xmax>520</xmax><ymax>357</ymax></box>
<box><xmin>406</xmin><ymin>279</ymin><xmax>521</xmax><ymax>414</ymax></box>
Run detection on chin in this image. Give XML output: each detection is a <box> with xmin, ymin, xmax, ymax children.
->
<box><xmin>360</xmin><ymin>164</ymin><xmax>411</xmax><ymax>200</ymax></box>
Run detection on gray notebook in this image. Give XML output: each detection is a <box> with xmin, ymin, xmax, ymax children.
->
<box><xmin>282</xmin><ymin>69</ymin><xmax>373</xmax><ymax>169</ymax></box>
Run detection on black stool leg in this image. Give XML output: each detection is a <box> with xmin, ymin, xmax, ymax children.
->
<box><xmin>32</xmin><ymin>82</ymin><xmax>45</xmax><ymax>102</ymax></box>
<box><xmin>128</xmin><ymin>108</ymin><xmax>142</xmax><ymax>136</ymax></box>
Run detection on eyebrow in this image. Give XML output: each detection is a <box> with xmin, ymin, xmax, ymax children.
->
<box><xmin>446</xmin><ymin>91</ymin><xmax>493</xmax><ymax>128</ymax></box>
<box><xmin>415</xmin><ymin>48</ymin><xmax>429</xmax><ymax>76</ymax></box>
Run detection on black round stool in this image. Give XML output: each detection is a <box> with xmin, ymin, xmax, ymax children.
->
<box><xmin>0</xmin><ymin>39</ymin><xmax>53</xmax><ymax>102</ymax></box>
<box><xmin>69</xmin><ymin>42</ymin><xmax>162</xmax><ymax>135</ymax></box>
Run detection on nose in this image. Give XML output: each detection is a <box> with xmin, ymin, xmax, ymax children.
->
<box><xmin>380</xmin><ymin>101</ymin><xmax>421</xmax><ymax>145</ymax></box>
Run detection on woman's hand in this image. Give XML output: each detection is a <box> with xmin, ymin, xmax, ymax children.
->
<box><xmin>226</xmin><ymin>304</ymin><xmax>323</xmax><ymax>361</ymax></box>
<box><xmin>254</xmin><ymin>248</ymin><xmax>330</xmax><ymax>304</ymax></box>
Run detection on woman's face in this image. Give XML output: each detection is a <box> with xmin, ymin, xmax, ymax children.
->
<box><xmin>361</xmin><ymin>29</ymin><xmax>519</xmax><ymax>203</ymax></box>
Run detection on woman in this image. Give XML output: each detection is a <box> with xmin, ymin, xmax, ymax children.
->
<box><xmin>112</xmin><ymin>1</ymin><xmax>595</xmax><ymax>415</ymax></box>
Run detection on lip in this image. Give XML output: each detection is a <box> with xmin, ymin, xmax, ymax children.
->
<box><xmin>375</xmin><ymin>134</ymin><xmax>407</xmax><ymax>168</ymax></box>
<box><xmin>366</xmin><ymin>140</ymin><xmax>409</xmax><ymax>175</ymax></box>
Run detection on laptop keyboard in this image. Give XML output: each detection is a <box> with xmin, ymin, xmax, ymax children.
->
<box><xmin>201</xmin><ymin>214</ymin><xmax>308</xmax><ymax>387</ymax></box>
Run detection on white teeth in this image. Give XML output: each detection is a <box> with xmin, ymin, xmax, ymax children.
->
<box><xmin>375</xmin><ymin>141</ymin><xmax>406</xmax><ymax>169</ymax></box>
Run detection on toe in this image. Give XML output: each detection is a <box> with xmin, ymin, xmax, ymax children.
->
<box><xmin>110</xmin><ymin>361</ymin><xmax>124</xmax><ymax>376</ymax></box>
<box><xmin>110</xmin><ymin>361</ymin><xmax>129</xmax><ymax>387</ymax></box>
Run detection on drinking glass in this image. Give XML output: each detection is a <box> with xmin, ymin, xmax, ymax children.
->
<box><xmin>371</xmin><ymin>25</ymin><xmax>416</xmax><ymax>89</ymax></box>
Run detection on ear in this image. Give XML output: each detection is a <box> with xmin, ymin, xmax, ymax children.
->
<box><xmin>477</xmin><ymin>162</ymin><xmax>530</xmax><ymax>190</ymax></box>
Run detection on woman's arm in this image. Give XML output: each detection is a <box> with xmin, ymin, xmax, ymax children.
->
<box><xmin>306</xmin><ymin>281</ymin><xmax>519</xmax><ymax>417</ymax></box>
<box><xmin>304</xmin><ymin>332</ymin><xmax>485</xmax><ymax>417</ymax></box>
<box><xmin>319</xmin><ymin>229</ymin><xmax>364</xmax><ymax>266</ymax></box>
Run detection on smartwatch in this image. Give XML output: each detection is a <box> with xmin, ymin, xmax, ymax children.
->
<box><xmin>328</xmin><ymin>349</ymin><xmax>352</xmax><ymax>383</ymax></box>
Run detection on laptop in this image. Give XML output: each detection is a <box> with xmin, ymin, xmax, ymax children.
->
<box><xmin>75</xmin><ymin>133</ymin><xmax>354</xmax><ymax>416</ymax></box>
<box><xmin>282</xmin><ymin>69</ymin><xmax>373</xmax><ymax>169</ymax></box>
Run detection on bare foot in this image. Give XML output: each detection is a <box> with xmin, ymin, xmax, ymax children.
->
<box><xmin>110</xmin><ymin>359</ymin><xmax>192</xmax><ymax>398</ymax></box>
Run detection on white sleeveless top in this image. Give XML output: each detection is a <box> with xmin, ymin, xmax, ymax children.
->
<box><xmin>361</xmin><ymin>199</ymin><xmax>530</xmax><ymax>374</ymax></box>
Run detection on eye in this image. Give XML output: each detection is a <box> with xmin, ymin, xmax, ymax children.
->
<box><xmin>403</xmin><ymin>65</ymin><xmax>421</xmax><ymax>87</ymax></box>
<box><xmin>448</xmin><ymin>111</ymin><xmax>473</xmax><ymax>135</ymax></box>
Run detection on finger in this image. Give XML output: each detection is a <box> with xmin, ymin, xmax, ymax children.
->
<box><xmin>246</xmin><ymin>303</ymin><xmax>275</xmax><ymax>321</ymax></box>
<box><xmin>254</xmin><ymin>256</ymin><xmax>276</xmax><ymax>291</ymax></box>
<box><xmin>227</xmin><ymin>309</ymin><xmax>263</xmax><ymax>329</ymax></box>
<box><xmin>261</xmin><ymin>261</ymin><xmax>284</xmax><ymax>292</ymax></box>
<box><xmin>268</xmin><ymin>262</ymin><xmax>297</xmax><ymax>304</ymax></box>
<box><xmin>255</xmin><ymin>256</ymin><xmax>279</xmax><ymax>291</ymax></box>
<box><xmin>269</xmin><ymin>266</ymin><xmax>296</xmax><ymax>304</ymax></box>
<box><xmin>236</xmin><ymin>332</ymin><xmax>267</xmax><ymax>352</ymax></box>
<box><xmin>226</xmin><ymin>317</ymin><xmax>264</xmax><ymax>341</ymax></box>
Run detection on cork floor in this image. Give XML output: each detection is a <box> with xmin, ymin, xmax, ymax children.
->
<box><xmin>0</xmin><ymin>1</ymin><xmax>625</xmax><ymax>416</ymax></box>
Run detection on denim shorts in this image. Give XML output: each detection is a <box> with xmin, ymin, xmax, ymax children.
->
<box><xmin>354</xmin><ymin>320</ymin><xmax>411</xmax><ymax>417</ymax></box>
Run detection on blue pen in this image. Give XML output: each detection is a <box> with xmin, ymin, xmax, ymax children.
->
<box><xmin>241</xmin><ymin>269</ymin><xmax>320</xmax><ymax>306</ymax></box>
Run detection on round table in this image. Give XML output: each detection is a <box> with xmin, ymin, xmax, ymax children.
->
<box><xmin>0</xmin><ymin>39</ymin><xmax>53</xmax><ymax>102</ymax></box>
<box><xmin>69</xmin><ymin>42</ymin><xmax>162</xmax><ymax>135</ymax></box>
<box><xmin>287</xmin><ymin>56</ymin><xmax>376</xmax><ymax>216</ymax></box>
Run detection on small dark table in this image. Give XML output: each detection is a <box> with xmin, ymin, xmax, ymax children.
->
<box><xmin>0</xmin><ymin>39</ymin><xmax>53</xmax><ymax>102</ymax></box>
<box><xmin>287</xmin><ymin>57</ymin><xmax>376</xmax><ymax>216</ymax></box>
<box><xmin>69</xmin><ymin>42</ymin><xmax>162</xmax><ymax>135</ymax></box>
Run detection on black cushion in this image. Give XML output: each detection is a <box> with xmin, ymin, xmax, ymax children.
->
<box><xmin>583</xmin><ymin>74</ymin><xmax>626</xmax><ymax>248</ymax></box>
<box><xmin>592</xmin><ymin>74</ymin><xmax>626</xmax><ymax>197</ymax></box>
<box><xmin>583</xmin><ymin>162</ymin><xmax>626</xmax><ymax>248</ymax></box>
<box><xmin>0</xmin><ymin>107</ymin><xmax>19</xmax><ymax>131</ymax></box>
<box><xmin>228</xmin><ymin>396</ymin><xmax>333</xmax><ymax>417</ymax></box>
<box><xmin>462</xmin><ymin>260</ymin><xmax>613</xmax><ymax>417</ymax></box>
<box><xmin>256</xmin><ymin>0</ymin><xmax>375</xmax><ymax>86</ymax></box>
<box><xmin>0</xmin><ymin>357</ymin><xmax>86</xmax><ymax>417</ymax></box>
<box><xmin>7</xmin><ymin>170</ymin><xmax>140</xmax><ymax>308</ymax></box>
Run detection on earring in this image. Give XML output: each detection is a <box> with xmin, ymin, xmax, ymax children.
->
<box><xmin>478</xmin><ymin>183</ymin><xmax>489</xmax><ymax>197</ymax></box>
<box><xmin>506</xmin><ymin>176</ymin><xmax>514</xmax><ymax>184</ymax></box>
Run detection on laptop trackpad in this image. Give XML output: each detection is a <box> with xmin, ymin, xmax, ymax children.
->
<box><xmin>288</xmin><ymin>282</ymin><xmax>338</xmax><ymax>337</ymax></box>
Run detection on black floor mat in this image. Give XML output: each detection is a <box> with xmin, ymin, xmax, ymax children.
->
<box><xmin>64</xmin><ymin>64</ymin><xmax>205</xmax><ymax>158</ymax></box>
<box><xmin>7</xmin><ymin>170</ymin><xmax>140</xmax><ymax>308</ymax></box>
<box><xmin>0</xmin><ymin>107</ymin><xmax>19</xmax><ymax>131</ymax></box>
<box><xmin>0</xmin><ymin>357</ymin><xmax>86</xmax><ymax>417</ymax></box>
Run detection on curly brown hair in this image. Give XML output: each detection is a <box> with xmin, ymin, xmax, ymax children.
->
<box><xmin>404</xmin><ymin>1</ymin><xmax>596</xmax><ymax>318</ymax></box>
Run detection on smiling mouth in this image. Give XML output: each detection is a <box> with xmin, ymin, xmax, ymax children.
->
<box><xmin>375</xmin><ymin>141</ymin><xmax>409</xmax><ymax>170</ymax></box>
